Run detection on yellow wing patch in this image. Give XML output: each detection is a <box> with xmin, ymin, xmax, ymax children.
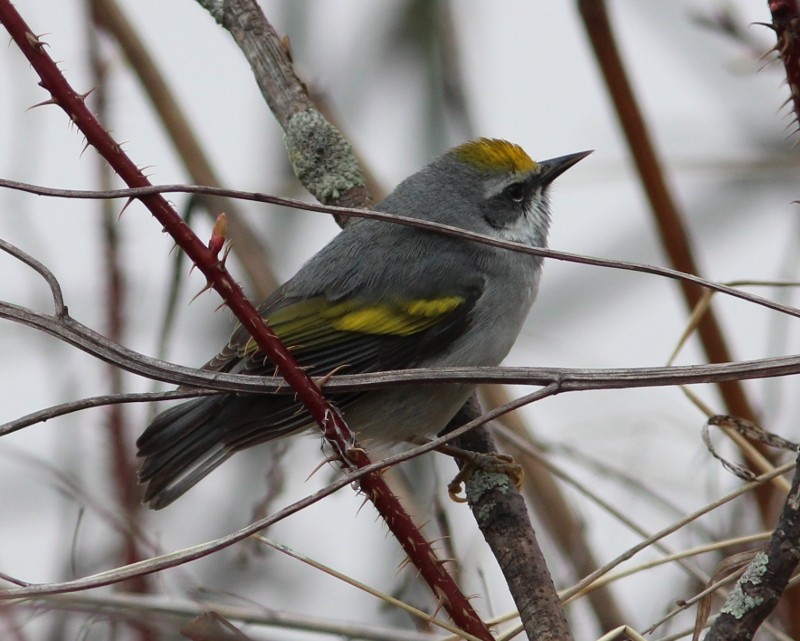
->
<box><xmin>241</xmin><ymin>295</ymin><xmax>466</xmax><ymax>357</ymax></box>
<box><xmin>453</xmin><ymin>138</ymin><xmax>536</xmax><ymax>174</ymax></box>
<box><xmin>327</xmin><ymin>296</ymin><xmax>464</xmax><ymax>335</ymax></box>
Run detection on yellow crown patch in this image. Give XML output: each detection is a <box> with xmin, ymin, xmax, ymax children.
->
<box><xmin>452</xmin><ymin>138</ymin><xmax>536</xmax><ymax>174</ymax></box>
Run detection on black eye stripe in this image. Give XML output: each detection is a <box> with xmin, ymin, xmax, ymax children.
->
<box><xmin>503</xmin><ymin>182</ymin><xmax>526</xmax><ymax>203</ymax></box>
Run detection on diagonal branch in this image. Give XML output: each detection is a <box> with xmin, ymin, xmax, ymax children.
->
<box><xmin>704</xmin><ymin>448</ymin><xmax>800</xmax><ymax>641</ymax></box>
<box><xmin>0</xmin><ymin>4</ymin><xmax>492</xmax><ymax>638</ymax></box>
<box><xmin>2</xmin><ymin>180</ymin><xmax>800</xmax><ymax>321</ymax></box>
<box><xmin>577</xmin><ymin>0</ymin><xmax>756</xmax><ymax>423</ymax></box>
<box><xmin>89</xmin><ymin>0</ymin><xmax>278</xmax><ymax>299</ymax></box>
<box><xmin>196</xmin><ymin>0</ymin><xmax>372</xmax><ymax>220</ymax></box>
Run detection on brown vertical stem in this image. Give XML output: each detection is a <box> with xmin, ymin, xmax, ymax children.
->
<box><xmin>86</xmin><ymin>12</ymin><xmax>154</xmax><ymax>641</ymax></box>
<box><xmin>577</xmin><ymin>0</ymin><xmax>756</xmax><ymax>427</ymax></box>
<box><xmin>578</xmin><ymin>0</ymin><xmax>799</xmax><ymax>632</ymax></box>
<box><xmin>90</xmin><ymin>0</ymin><xmax>278</xmax><ymax>299</ymax></box>
<box><xmin>87</xmin><ymin>1</ymin><xmax>147</xmax><ymax>590</ymax></box>
<box><xmin>448</xmin><ymin>395</ymin><xmax>575</xmax><ymax>641</ymax></box>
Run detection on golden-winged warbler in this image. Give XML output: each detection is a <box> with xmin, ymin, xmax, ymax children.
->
<box><xmin>137</xmin><ymin>138</ymin><xmax>590</xmax><ymax>508</ymax></box>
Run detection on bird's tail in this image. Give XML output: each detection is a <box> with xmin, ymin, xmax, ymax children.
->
<box><xmin>137</xmin><ymin>395</ymin><xmax>237</xmax><ymax>509</ymax></box>
<box><xmin>138</xmin><ymin>392</ymin><xmax>313</xmax><ymax>509</ymax></box>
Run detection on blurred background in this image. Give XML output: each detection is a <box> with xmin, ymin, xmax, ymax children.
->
<box><xmin>1</xmin><ymin>1</ymin><xmax>799</xmax><ymax>639</ymax></box>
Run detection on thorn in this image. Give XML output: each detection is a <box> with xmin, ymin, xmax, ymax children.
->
<box><xmin>355</xmin><ymin>495</ymin><xmax>370</xmax><ymax>516</ymax></box>
<box><xmin>118</xmin><ymin>198</ymin><xmax>135</xmax><ymax>220</ymax></box>
<box><xmin>315</xmin><ymin>363</ymin><xmax>349</xmax><ymax>387</ymax></box>
<box><xmin>427</xmin><ymin>535</ymin><xmax>453</xmax><ymax>545</ymax></box>
<box><xmin>397</xmin><ymin>556</ymin><xmax>414</xmax><ymax>573</ymax></box>
<box><xmin>25</xmin><ymin>31</ymin><xmax>49</xmax><ymax>51</ymax></box>
<box><xmin>77</xmin><ymin>87</ymin><xmax>96</xmax><ymax>102</ymax></box>
<box><xmin>27</xmin><ymin>97</ymin><xmax>58</xmax><ymax>111</ymax></box>
<box><xmin>430</xmin><ymin>587</ymin><xmax>448</xmax><ymax>621</ymax></box>
<box><xmin>304</xmin><ymin>455</ymin><xmax>337</xmax><ymax>481</ymax></box>
<box><xmin>752</xmin><ymin>21</ymin><xmax>776</xmax><ymax>32</ymax></box>
<box><xmin>189</xmin><ymin>280</ymin><xmax>214</xmax><ymax>304</ymax></box>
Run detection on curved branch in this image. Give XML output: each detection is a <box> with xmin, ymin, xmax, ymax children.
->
<box><xmin>4</xmin><ymin>298</ymin><xmax>800</xmax><ymax>399</ymax></box>
<box><xmin>1</xmin><ymin>179</ymin><xmax>797</xmax><ymax>321</ymax></box>
<box><xmin>194</xmin><ymin>0</ymin><xmax>372</xmax><ymax>219</ymax></box>
<box><xmin>0</xmin><ymin>384</ymin><xmax>556</xmax><ymax>603</ymax></box>
<box><xmin>4</xmin><ymin>295</ymin><xmax>800</xmax><ymax>440</ymax></box>
<box><xmin>0</xmin><ymin>238</ymin><xmax>65</xmax><ymax>316</ymax></box>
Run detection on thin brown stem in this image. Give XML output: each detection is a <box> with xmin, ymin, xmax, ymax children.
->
<box><xmin>86</xmin><ymin>12</ymin><xmax>152</xmax><ymax>631</ymax></box>
<box><xmin>1</xmin><ymin>180</ymin><xmax>799</xmax><ymax>321</ymax></box>
<box><xmin>89</xmin><ymin>0</ymin><xmax>278</xmax><ymax>299</ymax></box>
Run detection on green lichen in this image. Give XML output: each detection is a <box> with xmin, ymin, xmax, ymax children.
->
<box><xmin>720</xmin><ymin>552</ymin><xmax>768</xmax><ymax>618</ymax></box>
<box><xmin>284</xmin><ymin>111</ymin><xmax>365</xmax><ymax>204</ymax></box>
<box><xmin>466</xmin><ymin>470</ymin><xmax>513</xmax><ymax>521</ymax></box>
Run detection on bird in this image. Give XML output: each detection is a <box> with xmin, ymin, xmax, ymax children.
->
<box><xmin>137</xmin><ymin>138</ymin><xmax>590</xmax><ymax>509</ymax></box>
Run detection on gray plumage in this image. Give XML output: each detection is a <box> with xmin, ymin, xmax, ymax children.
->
<box><xmin>137</xmin><ymin>139</ymin><xmax>589</xmax><ymax>508</ymax></box>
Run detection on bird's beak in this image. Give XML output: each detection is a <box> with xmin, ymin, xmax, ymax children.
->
<box><xmin>536</xmin><ymin>150</ymin><xmax>593</xmax><ymax>186</ymax></box>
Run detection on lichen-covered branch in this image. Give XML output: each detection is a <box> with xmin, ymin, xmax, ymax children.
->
<box><xmin>705</xmin><ymin>449</ymin><xmax>800</xmax><ymax>641</ymax></box>
<box><xmin>196</xmin><ymin>0</ymin><xmax>372</xmax><ymax>218</ymax></box>
<box><xmin>445</xmin><ymin>395</ymin><xmax>575</xmax><ymax>641</ymax></box>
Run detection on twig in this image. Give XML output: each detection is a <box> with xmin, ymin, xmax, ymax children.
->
<box><xmin>25</xmin><ymin>592</ymin><xmax>441</xmax><ymax>641</ymax></box>
<box><xmin>0</xmin><ymin>238</ymin><xmax>65</xmax><ymax>315</ymax></box>
<box><xmin>445</xmin><ymin>394</ymin><xmax>574</xmax><ymax>641</ymax></box>
<box><xmin>89</xmin><ymin>0</ymin><xmax>278</xmax><ymax>299</ymax></box>
<box><xmin>87</xmin><ymin>13</ymin><xmax>151</xmax><ymax>611</ymax></box>
<box><xmin>195</xmin><ymin>0</ymin><xmax>372</xmax><ymax>222</ymax></box>
<box><xmin>577</xmin><ymin>0</ymin><xmax>756</xmax><ymax>425</ymax></box>
<box><xmin>0</xmin><ymin>385</ymin><xmax>559</xmax><ymax>600</ymax></box>
<box><xmin>5</xmin><ymin>290</ymin><xmax>800</xmax><ymax>423</ymax></box>
<box><xmin>577</xmin><ymin>5</ymin><xmax>792</xmax><ymax>621</ymax></box>
<box><xmin>2</xmin><ymin>180</ymin><xmax>800</xmax><ymax>321</ymax></box>
<box><xmin>559</xmin><ymin>462</ymin><xmax>796</xmax><ymax>604</ymax></box>
<box><xmin>5</xmin><ymin>289</ymin><xmax>800</xmax><ymax>439</ymax></box>
<box><xmin>485</xmin><ymin>387</ymin><xmax>629</xmax><ymax>630</ymax></box>
<box><xmin>253</xmin><ymin>536</ymin><xmax>483</xmax><ymax>641</ymax></box>
<box><xmin>704</xmin><ymin>448</ymin><xmax>800</xmax><ymax>641</ymax></box>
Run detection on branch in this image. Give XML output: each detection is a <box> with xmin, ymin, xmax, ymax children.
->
<box><xmin>704</xmin><ymin>448</ymin><xmax>800</xmax><ymax>641</ymax></box>
<box><xmin>5</xmin><ymin>283</ymin><xmax>800</xmax><ymax>434</ymax></box>
<box><xmin>445</xmin><ymin>395</ymin><xmax>573</xmax><ymax>641</ymax></box>
<box><xmin>4</xmin><ymin>274</ymin><xmax>800</xmax><ymax>440</ymax></box>
<box><xmin>1</xmin><ymin>179</ymin><xmax>799</xmax><ymax>321</ymax></box>
<box><xmin>196</xmin><ymin>0</ymin><xmax>372</xmax><ymax>220</ymax></box>
<box><xmin>89</xmin><ymin>0</ymin><xmax>278</xmax><ymax>298</ymax></box>
<box><xmin>0</xmin><ymin>385</ymin><xmax>557</xmax><ymax>602</ymax></box>
<box><xmin>577</xmin><ymin>0</ymin><xmax>756</xmax><ymax>423</ymax></box>
<box><xmin>26</xmin><ymin>592</ymin><xmax>439</xmax><ymax>641</ymax></box>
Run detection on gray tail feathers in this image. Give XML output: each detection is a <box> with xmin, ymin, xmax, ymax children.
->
<box><xmin>137</xmin><ymin>396</ymin><xmax>234</xmax><ymax>509</ymax></box>
<box><xmin>137</xmin><ymin>393</ymin><xmax>316</xmax><ymax>509</ymax></box>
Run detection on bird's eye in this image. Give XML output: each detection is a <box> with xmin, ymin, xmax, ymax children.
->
<box><xmin>503</xmin><ymin>182</ymin><xmax>526</xmax><ymax>203</ymax></box>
